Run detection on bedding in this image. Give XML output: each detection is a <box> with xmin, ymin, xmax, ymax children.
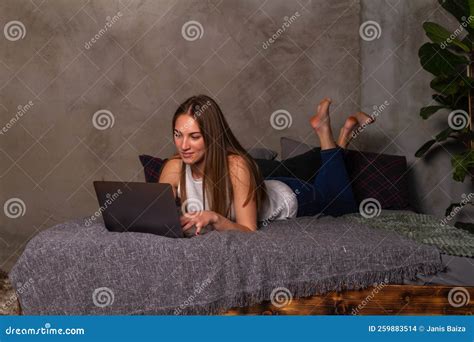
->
<box><xmin>403</xmin><ymin>254</ymin><xmax>474</xmax><ymax>286</ymax></box>
<box><xmin>9</xmin><ymin>213</ymin><xmax>443</xmax><ymax>315</ymax></box>
<box><xmin>347</xmin><ymin>210</ymin><xmax>474</xmax><ymax>257</ymax></box>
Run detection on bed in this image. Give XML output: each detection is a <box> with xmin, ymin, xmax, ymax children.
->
<box><xmin>5</xmin><ymin>210</ymin><xmax>474</xmax><ymax>315</ymax></box>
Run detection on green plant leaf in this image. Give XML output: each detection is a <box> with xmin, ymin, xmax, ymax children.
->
<box><xmin>452</xmin><ymin>149</ymin><xmax>474</xmax><ymax>181</ymax></box>
<box><xmin>445</xmin><ymin>202</ymin><xmax>462</xmax><ymax>216</ymax></box>
<box><xmin>423</xmin><ymin>22</ymin><xmax>471</xmax><ymax>51</ymax></box>
<box><xmin>433</xmin><ymin>94</ymin><xmax>454</xmax><ymax>106</ymax></box>
<box><xmin>439</xmin><ymin>0</ymin><xmax>471</xmax><ymax>27</ymax></box>
<box><xmin>436</xmin><ymin>127</ymin><xmax>455</xmax><ymax>141</ymax></box>
<box><xmin>431</xmin><ymin>76</ymin><xmax>460</xmax><ymax>95</ymax></box>
<box><xmin>420</xmin><ymin>105</ymin><xmax>447</xmax><ymax>119</ymax></box>
<box><xmin>415</xmin><ymin>139</ymin><xmax>436</xmax><ymax>157</ymax></box>
<box><xmin>469</xmin><ymin>0</ymin><xmax>474</xmax><ymax>28</ymax></box>
<box><xmin>462</xmin><ymin>35</ymin><xmax>473</xmax><ymax>49</ymax></box>
<box><xmin>430</xmin><ymin>73</ymin><xmax>474</xmax><ymax>95</ymax></box>
<box><xmin>453</xmin><ymin>93</ymin><xmax>469</xmax><ymax>108</ymax></box>
<box><xmin>419</xmin><ymin>43</ymin><xmax>468</xmax><ymax>76</ymax></box>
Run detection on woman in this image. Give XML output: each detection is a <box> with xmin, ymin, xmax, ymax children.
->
<box><xmin>159</xmin><ymin>95</ymin><xmax>374</xmax><ymax>236</ymax></box>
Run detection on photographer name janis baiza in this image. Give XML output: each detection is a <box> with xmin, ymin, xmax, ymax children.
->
<box><xmin>85</xmin><ymin>189</ymin><xmax>123</xmax><ymax>227</ymax></box>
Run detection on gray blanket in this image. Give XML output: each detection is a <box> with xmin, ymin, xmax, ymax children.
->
<box><xmin>9</xmin><ymin>214</ymin><xmax>443</xmax><ymax>315</ymax></box>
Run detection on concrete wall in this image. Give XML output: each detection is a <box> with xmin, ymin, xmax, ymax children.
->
<box><xmin>0</xmin><ymin>0</ymin><xmax>361</xmax><ymax>271</ymax></box>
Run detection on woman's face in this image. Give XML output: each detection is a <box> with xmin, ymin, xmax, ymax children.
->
<box><xmin>174</xmin><ymin>114</ymin><xmax>206</xmax><ymax>165</ymax></box>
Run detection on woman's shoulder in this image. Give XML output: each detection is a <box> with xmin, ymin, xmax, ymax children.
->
<box><xmin>227</xmin><ymin>154</ymin><xmax>249</xmax><ymax>171</ymax></box>
<box><xmin>227</xmin><ymin>154</ymin><xmax>251</xmax><ymax>180</ymax></box>
<box><xmin>159</xmin><ymin>156</ymin><xmax>183</xmax><ymax>185</ymax></box>
<box><xmin>227</xmin><ymin>153</ymin><xmax>245</xmax><ymax>165</ymax></box>
<box><xmin>165</xmin><ymin>155</ymin><xmax>183</xmax><ymax>169</ymax></box>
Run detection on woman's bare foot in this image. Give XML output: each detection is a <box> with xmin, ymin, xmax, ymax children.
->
<box><xmin>310</xmin><ymin>97</ymin><xmax>331</xmax><ymax>131</ymax></box>
<box><xmin>309</xmin><ymin>98</ymin><xmax>336</xmax><ymax>150</ymax></box>
<box><xmin>354</xmin><ymin>111</ymin><xmax>375</xmax><ymax>127</ymax></box>
<box><xmin>337</xmin><ymin>116</ymin><xmax>358</xmax><ymax>149</ymax></box>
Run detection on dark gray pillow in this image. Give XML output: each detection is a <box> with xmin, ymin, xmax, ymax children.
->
<box><xmin>246</xmin><ymin>147</ymin><xmax>278</xmax><ymax>160</ymax></box>
<box><xmin>280</xmin><ymin>137</ymin><xmax>314</xmax><ymax>159</ymax></box>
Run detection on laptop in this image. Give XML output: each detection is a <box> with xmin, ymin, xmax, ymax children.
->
<box><xmin>93</xmin><ymin>181</ymin><xmax>183</xmax><ymax>238</ymax></box>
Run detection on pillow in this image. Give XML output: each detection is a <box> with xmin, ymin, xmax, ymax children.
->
<box><xmin>281</xmin><ymin>137</ymin><xmax>314</xmax><ymax>159</ymax></box>
<box><xmin>344</xmin><ymin>149</ymin><xmax>411</xmax><ymax>210</ymax></box>
<box><xmin>139</xmin><ymin>155</ymin><xmax>167</xmax><ymax>183</ymax></box>
<box><xmin>254</xmin><ymin>147</ymin><xmax>321</xmax><ymax>183</ymax></box>
<box><xmin>246</xmin><ymin>147</ymin><xmax>278</xmax><ymax>160</ymax></box>
<box><xmin>280</xmin><ymin>137</ymin><xmax>411</xmax><ymax>210</ymax></box>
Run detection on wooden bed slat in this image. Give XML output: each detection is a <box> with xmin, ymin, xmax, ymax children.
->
<box><xmin>224</xmin><ymin>285</ymin><xmax>474</xmax><ymax>315</ymax></box>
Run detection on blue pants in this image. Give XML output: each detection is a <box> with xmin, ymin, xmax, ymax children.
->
<box><xmin>266</xmin><ymin>147</ymin><xmax>357</xmax><ymax>217</ymax></box>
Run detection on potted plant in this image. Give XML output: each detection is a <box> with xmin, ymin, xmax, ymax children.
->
<box><xmin>416</xmin><ymin>0</ymin><xmax>473</xmax><ymax>229</ymax></box>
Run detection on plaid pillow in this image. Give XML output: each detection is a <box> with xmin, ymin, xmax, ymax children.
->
<box><xmin>344</xmin><ymin>150</ymin><xmax>411</xmax><ymax>210</ymax></box>
<box><xmin>139</xmin><ymin>155</ymin><xmax>167</xmax><ymax>183</ymax></box>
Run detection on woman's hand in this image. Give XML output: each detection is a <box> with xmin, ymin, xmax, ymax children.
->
<box><xmin>180</xmin><ymin>210</ymin><xmax>219</xmax><ymax>236</ymax></box>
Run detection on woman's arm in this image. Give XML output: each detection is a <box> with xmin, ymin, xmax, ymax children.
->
<box><xmin>158</xmin><ymin>158</ymin><xmax>181</xmax><ymax>198</ymax></box>
<box><xmin>213</xmin><ymin>212</ymin><xmax>255</xmax><ymax>232</ymax></box>
<box><xmin>219</xmin><ymin>155</ymin><xmax>258</xmax><ymax>232</ymax></box>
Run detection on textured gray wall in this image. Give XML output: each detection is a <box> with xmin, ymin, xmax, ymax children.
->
<box><xmin>0</xmin><ymin>0</ymin><xmax>361</xmax><ymax>271</ymax></box>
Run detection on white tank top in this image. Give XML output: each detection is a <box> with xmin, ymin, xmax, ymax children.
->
<box><xmin>177</xmin><ymin>163</ymin><xmax>298</xmax><ymax>222</ymax></box>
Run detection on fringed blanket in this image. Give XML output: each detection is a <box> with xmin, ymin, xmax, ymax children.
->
<box><xmin>9</xmin><ymin>214</ymin><xmax>443</xmax><ymax>314</ymax></box>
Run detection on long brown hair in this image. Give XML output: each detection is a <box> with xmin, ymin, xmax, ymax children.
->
<box><xmin>171</xmin><ymin>95</ymin><xmax>267</xmax><ymax>218</ymax></box>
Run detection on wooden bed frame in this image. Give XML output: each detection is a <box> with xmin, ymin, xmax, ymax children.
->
<box><xmin>5</xmin><ymin>285</ymin><xmax>473</xmax><ymax>315</ymax></box>
<box><xmin>224</xmin><ymin>285</ymin><xmax>474</xmax><ymax>315</ymax></box>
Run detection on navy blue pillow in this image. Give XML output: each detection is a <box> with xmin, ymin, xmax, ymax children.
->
<box><xmin>139</xmin><ymin>155</ymin><xmax>167</xmax><ymax>183</ymax></box>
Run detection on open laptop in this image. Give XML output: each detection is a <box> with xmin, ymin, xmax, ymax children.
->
<box><xmin>93</xmin><ymin>181</ymin><xmax>183</xmax><ymax>238</ymax></box>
